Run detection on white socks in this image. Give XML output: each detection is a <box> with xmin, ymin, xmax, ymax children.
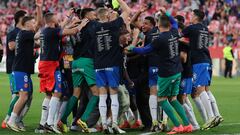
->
<box><xmin>99</xmin><ymin>94</ymin><xmax>108</xmax><ymax>125</ymax></box>
<box><xmin>8</xmin><ymin>112</ymin><xmax>17</xmax><ymax>125</ymax></box>
<box><xmin>162</xmin><ymin>110</ymin><xmax>168</xmax><ymax>124</ymax></box>
<box><xmin>53</xmin><ymin>101</ymin><xmax>67</xmax><ymax>127</ymax></box>
<box><xmin>5</xmin><ymin>94</ymin><xmax>17</xmax><ymax>122</ymax></box>
<box><xmin>182</xmin><ymin>103</ymin><xmax>199</xmax><ymax>128</ymax></box>
<box><xmin>53</xmin><ymin>101</ymin><xmax>61</xmax><ymax>127</ymax></box>
<box><xmin>193</xmin><ymin>97</ymin><xmax>208</xmax><ymax>123</ymax></box>
<box><xmin>110</xmin><ymin>94</ymin><xmax>119</xmax><ymax>125</ymax></box>
<box><xmin>40</xmin><ymin>98</ymin><xmax>50</xmax><ymax>126</ymax></box>
<box><xmin>200</xmin><ymin>91</ymin><xmax>215</xmax><ymax>119</ymax></box>
<box><xmin>47</xmin><ymin>97</ymin><xmax>60</xmax><ymax>126</ymax></box>
<box><xmin>149</xmin><ymin>95</ymin><xmax>157</xmax><ymax>122</ymax></box>
<box><xmin>186</xmin><ymin>97</ymin><xmax>194</xmax><ymax>111</ymax></box>
<box><xmin>207</xmin><ymin>91</ymin><xmax>221</xmax><ymax>116</ymax></box>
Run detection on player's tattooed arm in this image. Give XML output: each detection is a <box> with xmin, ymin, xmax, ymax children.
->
<box><xmin>131</xmin><ymin>28</ymin><xmax>140</xmax><ymax>46</ymax></box>
<box><xmin>61</xmin><ymin>18</ymin><xmax>89</xmax><ymax>36</ymax></box>
<box><xmin>117</xmin><ymin>0</ymin><xmax>131</xmax><ymax>24</ymax></box>
<box><xmin>61</xmin><ymin>8</ymin><xmax>74</xmax><ymax>28</ymax></box>
<box><xmin>34</xmin><ymin>30</ymin><xmax>41</xmax><ymax>47</ymax></box>
<box><xmin>131</xmin><ymin>5</ymin><xmax>148</xmax><ymax>29</ymax></box>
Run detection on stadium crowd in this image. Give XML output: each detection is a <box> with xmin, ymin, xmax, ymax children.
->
<box><xmin>0</xmin><ymin>0</ymin><xmax>240</xmax><ymax>47</ymax></box>
<box><xmin>0</xmin><ymin>0</ymin><xmax>239</xmax><ymax>135</ymax></box>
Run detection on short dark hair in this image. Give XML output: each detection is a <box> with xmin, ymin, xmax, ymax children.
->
<box><xmin>14</xmin><ymin>10</ymin><xmax>27</xmax><ymax>25</ymax></box>
<box><xmin>80</xmin><ymin>8</ymin><xmax>94</xmax><ymax>19</ymax></box>
<box><xmin>178</xmin><ymin>22</ymin><xmax>185</xmax><ymax>30</ymax></box>
<box><xmin>44</xmin><ymin>12</ymin><xmax>54</xmax><ymax>23</ymax></box>
<box><xmin>145</xmin><ymin>16</ymin><xmax>156</xmax><ymax>26</ymax></box>
<box><xmin>175</xmin><ymin>15</ymin><xmax>185</xmax><ymax>24</ymax></box>
<box><xmin>22</xmin><ymin>16</ymin><xmax>34</xmax><ymax>26</ymax></box>
<box><xmin>193</xmin><ymin>9</ymin><xmax>205</xmax><ymax>22</ymax></box>
<box><xmin>158</xmin><ymin>15</ymin><xmax>170</xmax><ymax>28</ymax></box>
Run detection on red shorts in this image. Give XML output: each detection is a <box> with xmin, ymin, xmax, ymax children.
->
<box><xmin>38</xmin><ymin>61</ymin><xmax>59</xmax><ymax>93</ymax></box>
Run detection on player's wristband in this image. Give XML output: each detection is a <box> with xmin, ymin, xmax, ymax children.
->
<box><xmin>165</xmin><ymin>11</ymin><xmax>171</xmax><ymax>17</ymax></box>
<box><xmin>127</xmin><ymin>45</ymin><xmax>135</xmax><ymax>51</ymax></box>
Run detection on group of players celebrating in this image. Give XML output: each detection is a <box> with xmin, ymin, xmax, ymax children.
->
<box><xmin>2</xmin><ymin>0</ymin><xmax>224</xmax><ymax>134</ymax></box>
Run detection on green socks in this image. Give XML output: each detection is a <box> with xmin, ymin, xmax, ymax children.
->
<box><xmin>7</xmin><ymin>96</ymin><xmax>19</xmax><ymax>116</ymax></box>
<box><xmin>170</xmin><ymin>100</ymin><xmax>190</xmax><ymax>126</ymax></box>
<box><xmin>160</xmin><ymin>99</ymin><xmax>180</xmax><ymax>127</ymax></box>
<box><xmin>81</xmin><ymin>96</ymin><xmax>99</xmax><ymax>122</ymax></box>
<box><xmin>61</xmin><ymin>96</ymin><xmax>78</xmax><ymax>124</ymax></box>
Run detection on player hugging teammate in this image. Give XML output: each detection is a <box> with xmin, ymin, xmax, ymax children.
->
<box><xmin>2</xmin><ymin>0</ymin><xmax>223</xmax><ymax>134</ymax></box>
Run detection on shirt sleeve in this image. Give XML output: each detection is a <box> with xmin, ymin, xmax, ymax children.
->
<box><xmin>132</xmin><ymin>44</ymin><xmax>153</xmax><ymax>54</ymax></box>
<box><xmin>169</xmin><ymin>15</ymin><xmax>178</xmax><ymax>30</ymax></box>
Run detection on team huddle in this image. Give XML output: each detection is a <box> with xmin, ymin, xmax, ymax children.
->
<box><xmin>2</xmin><ymin>0</ymin><xmax>224</xmax><ymax>134</ymax></box>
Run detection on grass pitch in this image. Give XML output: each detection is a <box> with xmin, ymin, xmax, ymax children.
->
<box><xmin>0</xmin><ymin>73</ymin><xmax>240</xmax><ymax>135</ymax></box>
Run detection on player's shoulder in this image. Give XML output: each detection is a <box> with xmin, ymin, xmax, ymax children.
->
<box><xmin>8</xmin><ymin>27</ymin><xmax>20</xmax><ymax>36</ymax></box>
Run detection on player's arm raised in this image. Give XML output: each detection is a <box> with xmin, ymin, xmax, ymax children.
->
<box><xmin>61</xmin><ymin>18</ymin><xmax>89</xmax><ymax>36</ymax></box>
<box><xmin>60</xmin><ymin>8</ymin><xmax>74</xmax><ymax>28</ymax></box>
<box><xmin>131</xmin><ymin>5</ymin><xmax>147</xmax><ymax>29</ymax></box>
<box><xmin>34</xmin><ymin>0</ymin><xmax>43</xmax><ymax>32</ymax></box>
<box><xmin>117</xmin><ymin>0</ymin><xmax>131</xmax><ymax>22</ymax></box>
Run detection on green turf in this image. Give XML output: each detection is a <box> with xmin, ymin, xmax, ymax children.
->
<box><xmin>0</xmin><ymin>73</ymin><xmax>240</xmax><ymax>135</ymax></box>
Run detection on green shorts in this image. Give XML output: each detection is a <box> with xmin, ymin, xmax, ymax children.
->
<box><xmin>157</xmin><ymin>73</ymin><xmax>181</xmax><ymax>97</ymax></box>
<box><xmin>8</xmin><ymin>73</ymin><xmax>17</xmax><ymax>94</ymax></box>
<box><xmin>72</xmin><ymin>57</ymin><xmax>96</xmax><ymax>88</ymax></box>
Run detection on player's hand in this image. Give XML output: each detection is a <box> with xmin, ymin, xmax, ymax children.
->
<box><xmin>159</xmin><ymin>7</ymin><xmax>166</xmax><ymax>14</ymax></box>
<box><xmin>66</xmin><ymin>8</ymin><xmax>75</xmax><ymax>18</ymax></box>
<box><xmin>140</xmin><ymin>4</ymin><xmax>148</xmax><ymax>13</ymax></box>
<box><xmin>128</xmin><ymin>81</ymin><xmax>135</xmax><ymax>88</ymax></box>
<box><xmin>35</xmin><ymin>0</ymin><xmax>43</xmax><ymax>7</ymax></box>
<box><xmin>126</xmin><ymin>45</ymin><xmax>135</xmax><ymax>52</ymax></box>
<box><xmin>79</xmin><ymin>18</ymin><xmax>89</xmax><ymax>28</ymax></box>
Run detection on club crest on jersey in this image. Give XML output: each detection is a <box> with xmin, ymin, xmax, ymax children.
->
<box><xmin>24</xmin><ymin>83</ymin><xmax>28</xmax><ymax>88</ymax></box>
<box><xmin>24</xmin><ymin>75</ymin><xmax>28</xmax><ymax>82</ymax></box>
<box><xmin>58</xmin><ymin>84</ymin><xmax>61</xmax><ymax>88</ymax></box>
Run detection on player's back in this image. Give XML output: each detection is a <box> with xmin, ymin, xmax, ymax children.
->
<box><xmin>151</xmin><ymin>29</ymin><xmax>182</xmax><ymax>77</ymax></box>
<box><xmin>40</xmin><ymin>27</ymin><xmax>62</xmax><ymax>61</ymax></box>
<box><xmin>182</xmin><ymin>23</ymin><xmax>211</xmax><ymax>64</ymax></box>
<box><xmin>12</xmin><ymin>30</ymin><xmax>35</xmax><ymax>74</ymax></box>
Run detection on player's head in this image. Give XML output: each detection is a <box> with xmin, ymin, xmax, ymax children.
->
<box><xmin>142</xmin><ymin>16</ymin><xmax>156</xmax><ymax>33</ymax></box>
<box><xmin>175</xmin><ymin>15</ymin><xmax>185</xmax><ymax>24</ymax></box>
<box><xmin>22</xmin><ymin>16</ymin><xmax>35</xmax><ymax>31</ymax></box>
<box><xmin>81</xmin><ymin>8</ymin><xmax>97</xmax><ymax>21</ymax></box>
<box><xmin>178</xmin><ymin>22</ymin><xmax>185</xmax><ymax>32</ymax></box>
<box><xmin>158</xmin><ymin>15</ymin><xmax>170</xmax><ymax>32</ymax></box>
<box><xmin>97</xmin><ymin>8</ymin><xmax>110</xmax><ymax>22</ymax></box>
<box><xmin>108</xmin><ymin>9</ymin><xmax>119</xmax><ymax>21</ymax></box>
<box><xmin>119</xmin><ymin>28</ymin><xmax>130</xmax><ymax>47</ymax></box>
<box><xmin>44</xmin><ymin>12</ymin><xmax>58</xmax><ymax>26</ymax></box>
<box><xmin>14</xmin><ymin>10</ymin><xmax>27</xmax><ymax>26</ymax></box>
<box><xmin>191</xmin><ymin>9</ymin><xmax>205</xmax><ymax>24</ymax></box>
